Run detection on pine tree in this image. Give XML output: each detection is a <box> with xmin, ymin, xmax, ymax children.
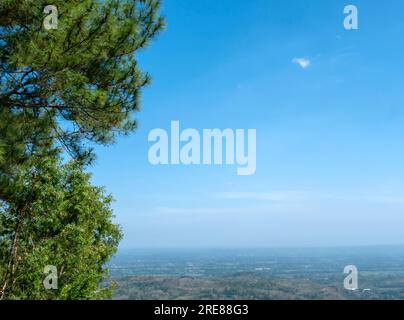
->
<box><xmin>0</xmin><ymin>0</ymin><xmax>164</xmax><ymax>169</ymax></box>
<box><xmin>0</xmin><ymin>0</ymin><xmax>164</xmax><ymax>299</ymax></box>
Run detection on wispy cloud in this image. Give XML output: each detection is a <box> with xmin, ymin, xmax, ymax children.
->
<box><xmin>292</xmin><ymin>57</ymin><xmax>311</xmax><ymax>69</ymax></box>
<box><xmin>153</xmin><ymin>207</ymin><xmax>246</xmax><ymax>215</ymax></box>
<box><xmin>218</xmin><ymin>191</ymin><xmax>308</xmax><ymax>202</ymax></box>
<box><xmin>218</xmin><ymin>190</ymin><xmax>404</xmax><ymax>205</ymax></box>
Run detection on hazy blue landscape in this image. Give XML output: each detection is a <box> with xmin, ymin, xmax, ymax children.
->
<box><xmin>109</xmin><ymin>246</ymin><xmax>404</xmax><ymax>300</ymax></box>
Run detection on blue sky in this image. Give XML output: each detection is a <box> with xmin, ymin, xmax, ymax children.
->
<box><xmin>91</xmin><ymin>0</ymin><xmax>404</xmax><ymax>248</ymax></box>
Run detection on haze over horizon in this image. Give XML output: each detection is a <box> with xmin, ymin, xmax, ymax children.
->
<box><xmin>117</xmin><ymin>244</ymin><xmax>404</xmax><ymax>250</ymax></box>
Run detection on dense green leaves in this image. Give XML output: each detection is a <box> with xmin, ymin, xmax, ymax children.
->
<box><xmin>0</xmin><ymin>0</ymin><xmax>164</xmax><ymax>164</ymax></box>
<box><xmin>0</xmin><ymin>0</ymin><xmax>163</xmax><ymax>299</ymax></box>
<box><xmin>0</xmin><ymin>156</ymin><xmax>122</xmax><ymax>299</ymax></box>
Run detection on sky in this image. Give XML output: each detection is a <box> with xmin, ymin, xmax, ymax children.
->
<box><xmin>90</xmin><ymin>0</ymin><xmax>404</xmax><ymax>248</ymax></box>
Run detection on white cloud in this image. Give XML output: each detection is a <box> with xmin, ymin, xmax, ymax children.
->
<box><xmin>292</xmin><ymin>57</ymin><xmax>311</xmax><ymax>69</ymax></box>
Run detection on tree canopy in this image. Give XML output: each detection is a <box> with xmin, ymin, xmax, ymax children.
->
<box><xmin>0</xmin><ymin>155</ymin><xmax>122</xmax><ymax>299</ymax></box>
<box><xmin>0</xmin><ymin>0</ymin><xmax>164</xmax><ymax>169</ymax></box>
<box><xmin>0</xmin><ymin>0</ymin><xmax>164</xmax><ymax>299</ymax></box>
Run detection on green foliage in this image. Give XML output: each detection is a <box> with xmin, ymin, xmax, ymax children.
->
<box><xmin>0</xmin><ymin>155</ymin><xmax>122</xmax><ymax>299</ymax></box>
<box><xmin>0</xmin><ymin>0</ymin><xmax>164</xmax><ymax>299</ymax></box>
<box><xmin>0</xmin><ymin>0</ymin><xmax>164</xmax><ymax>166</ymax></box>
